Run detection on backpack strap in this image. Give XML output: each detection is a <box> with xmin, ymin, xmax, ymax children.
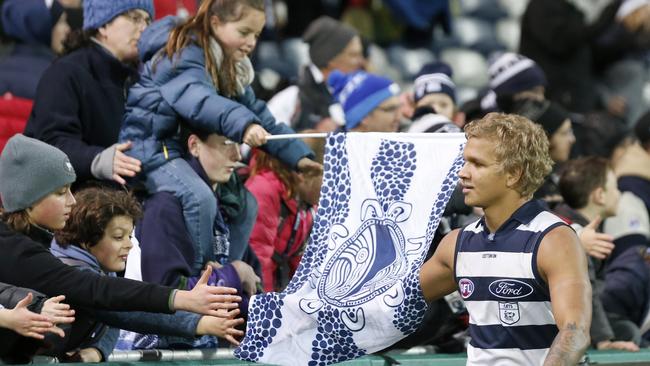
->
<box><xmin>272</xmin><ymin>200</ymin><xmax>303</xmax><ymax>291</ymax></box>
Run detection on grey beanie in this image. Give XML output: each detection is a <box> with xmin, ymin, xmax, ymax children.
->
<box><xmin>302</xmin><ymin>16</ymin><xmax>358</xmax><ymax>69</ymax></box>
<box><xmin>0</xmin><ymin>134</ymin><xmax>76</xmax><ymax>213</ymax></box>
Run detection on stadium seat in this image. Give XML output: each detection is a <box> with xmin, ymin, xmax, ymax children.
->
<box><xmin>440</xmin><ymin>48</ymin><xmax>489</xmax><ymax>89</ymax></box>
<box><xmin>456</xmin><ymin>87</ymin><xmax>480</xmax><ymax>107</ymax></box>
<box><xmin>387</xmin><ymin>45</ymin><xmax>436</xmax><ymax>80</ymax></box>
<box><xmin>498</xmin><ymin>0</ymin><xmax>530</xmax><ymax>19</ymax></box>
<box><xmin>458</xmin><ymin>0</ymin><xmax>508</xmax><ymax>21</ymax></box>
<box><xmin>452</xmin><ymin>16</ymin><xmax>505</xmax><ymax>55</ymax></box>
<box><xmin>281</xmin><ymin>38</ymin><xmax>310</xmax><ymax>79</ymax></box>
<box><xmin>367</xmin><ymin>45</ymin><xmax>403</xmax><ymax>84</ymax></box>
<box><xmin>252</xmin><ymin>41</ymin><xmax>296</xmax><ymax>79</ymax></box>
<box><xmin>495</xmin><ymin>18</ymin><xmax>521</xmax><ymax>52</ymax></box>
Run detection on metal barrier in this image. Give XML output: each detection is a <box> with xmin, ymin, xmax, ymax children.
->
<box><xmin>28</xmin><ymin>348</ymin><xmax>650</xmax><ymax>365</ymax></box>
<box><xmin>108</xmin><ymin>348</ymin><xmax>236</xmax><ymax>362</ymax></box>
<box><xmin>101</xmin><ymin>349</ymin><xmax>650</xmax><ymax>366</ymax></box>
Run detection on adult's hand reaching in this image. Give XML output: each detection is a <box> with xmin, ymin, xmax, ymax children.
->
<box><xmin>231</xmin><ymin>260</ymin><xmax>261</xmax><ymax>296</ymax></box>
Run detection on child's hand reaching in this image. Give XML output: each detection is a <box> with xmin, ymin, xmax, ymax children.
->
<box><xmin>41</xmin><ymin>295</ymin><xmax>75</xmax><ymax>327</ymax></box>
<box><xmin>195</xmin><ymin>310</ymin><xmax>245</xmax><ymax>346</ymax></box>
<box><xmin>578</xmin><ymin>216</ymin><xmax>615</xmax><ymax>259</ymax></box>
<box><xmin>0</xmin><ymin>293</ymin><xmax>60</xmax><ymax>339</ymax></box>
<box><xmin>243</xmin><ymin>124</ymin><xmax>269</xmax><ymax>147</ymax></box>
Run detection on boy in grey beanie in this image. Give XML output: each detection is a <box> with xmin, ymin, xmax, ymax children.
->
<box><xmin>267</xmin><ymin>16</ymin><xmax>363</xmax><ymax>132</ymax></box>
<box><xmin>302</xmin><ymin>16</ymin><xmax>359</xmax><ymax>69</ymax></box>
<box><xmin>0</xmin><ymin>134</ymin><xmax>76</xmax><ymax>213</ymax></box>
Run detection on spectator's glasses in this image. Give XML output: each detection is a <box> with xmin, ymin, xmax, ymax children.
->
<box><xmin>122</xmin><ymin>10</ymin><xmax>151</xmax><ymax>27</ymax></box>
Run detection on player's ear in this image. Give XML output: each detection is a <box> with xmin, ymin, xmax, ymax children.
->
<box><xmin>505</xmin><ymin>167</ymin><xmax>523</xmax><ymax>190</ymax></box>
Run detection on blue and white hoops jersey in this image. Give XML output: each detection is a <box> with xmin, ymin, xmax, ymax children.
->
<box><xmin>454</xmin><ymin>200</ymin><xmax>567</xmax><ymax>365</ymax></box>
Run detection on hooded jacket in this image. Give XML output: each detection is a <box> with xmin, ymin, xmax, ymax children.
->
<box><xmin>0</xmin><ymin>0</ymin><xmax>63</xmax><ymax>99</ymax></box>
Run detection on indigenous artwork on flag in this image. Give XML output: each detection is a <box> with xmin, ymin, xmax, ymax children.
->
<box><xmin>236</xmin><ymin>132</ymin><xmax>466</xmax><ymax>366</ymax></box>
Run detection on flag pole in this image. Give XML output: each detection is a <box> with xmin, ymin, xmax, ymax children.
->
<box><xmin>266</xmin><ymin>133</ymin><xmax>328</xmax><ymax>141</ymax></box>
<box><xmin>265</xmin><ymin>132</ymin><xmax>465</xmax><ymax>140</ymax></box>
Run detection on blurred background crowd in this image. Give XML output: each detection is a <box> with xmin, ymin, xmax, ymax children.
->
<box><xmin>1</xmin><ymin>0</ymin><xmax>650</xmax><ymax>363</ymax></box>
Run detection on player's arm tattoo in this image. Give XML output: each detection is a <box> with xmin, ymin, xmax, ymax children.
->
<box><xmin>544</xmin><ymin>322</ymin><xmax>590</xmax><ymax>366</ymax></box>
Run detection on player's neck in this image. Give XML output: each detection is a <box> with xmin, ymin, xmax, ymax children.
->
<box><xmin>483</xmin><ymin>195</ymin><xmax>528</xmax><ymax>233</ymax></box>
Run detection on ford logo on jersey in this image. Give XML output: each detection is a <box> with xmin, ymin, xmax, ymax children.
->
<box><xmin>489</xmin><ymin>279</ymin><xmax>534</xmax><ymax>299</ymax></box>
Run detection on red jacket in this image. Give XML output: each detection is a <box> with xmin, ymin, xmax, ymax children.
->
<box><xmin>152</xmin><ymin>0</ymin><xmax>197</xmax><ymax>19</ymax></box>
<box><xmin>0</xmin><ymin>93</ymin><xmax>32</xmax><ymax>153</ymax></box>
<box><xmin>246</xmin><ymin>170</ymin><xmax>314</xmax><ymax>292</ymax></box>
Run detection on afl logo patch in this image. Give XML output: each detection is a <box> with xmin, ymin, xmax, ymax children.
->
<box><xmin>458</xmin><ymin>278</ymin><xmax>474</xmax><ymax>299</ymax></box>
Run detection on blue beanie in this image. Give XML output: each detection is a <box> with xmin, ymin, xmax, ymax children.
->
<box><xmin>413</xmin><ymin>61</ymin><xmax>456</xmax><ymax>103</ymax></box>
<box><xmin>328</xmin><ymin>70</ymin><xmax>400</xmax><ymax>130</ymax></box>
<box><xmin>83</xmin><ymin>0</ymin><xmax>154</xmax><ymax>30</ymax></box>
<box><xmin>488</xmin><ymin>52</ymin><xmax>546</xmax><ymax>96</ymax></box>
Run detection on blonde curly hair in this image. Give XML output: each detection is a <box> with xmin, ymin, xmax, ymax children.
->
<box><xmin>464</xmin><ymin>112</ymin><xmax>553</xmax><ymax>198</ymax></box>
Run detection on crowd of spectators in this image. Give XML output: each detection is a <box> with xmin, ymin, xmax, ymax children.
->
<box><xmin>0</xmin><ymin>0</ymin><xmax>649</xmax><ymax>362</ymax></box>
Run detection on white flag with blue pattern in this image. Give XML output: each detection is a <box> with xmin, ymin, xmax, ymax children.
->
<box><xmin>236</xmin><ymin>132</ymin><xmax>466</xmax><ymax>365</ymax></box>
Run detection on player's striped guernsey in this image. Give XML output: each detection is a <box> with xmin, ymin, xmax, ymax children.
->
<box><xmin>454</xmin><ymin>200</ymin><xmax>567</xmax><ymax>365</ymax></box>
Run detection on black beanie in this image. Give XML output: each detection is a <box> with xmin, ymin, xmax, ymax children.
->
<box><xmin>512</xmin><ymin>99</ymin><xmax>570</xmax><ymax>136</ymax></box>
<box><xmin>302</xmin><ymin>16</ymin><xmax>358</xmax><ymax>69</ymax></box>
